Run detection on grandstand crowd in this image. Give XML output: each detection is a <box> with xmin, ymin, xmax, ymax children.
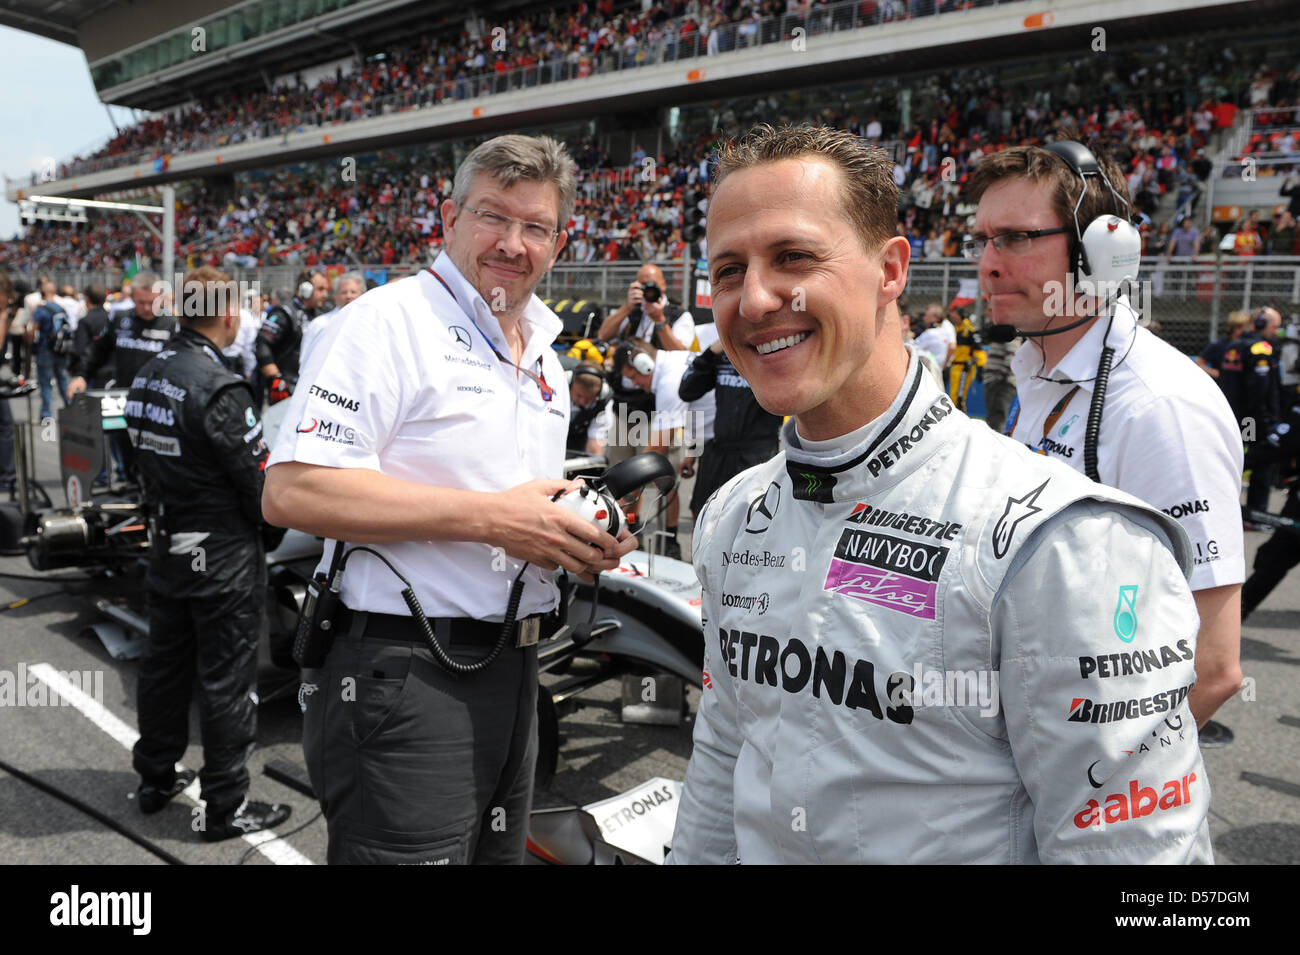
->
<box><xmin>4</xmin><ymin>24</ymin><xmax>1299</xmax><ymax>275</ymax></box>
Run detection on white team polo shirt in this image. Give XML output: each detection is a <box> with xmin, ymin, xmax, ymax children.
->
<box><xmin>650</xmin><ymin>349</ymin><xmax>694</xmax><ymax>433</ymax></box>
<box><xmin>1009</xmin><ymin>298</ymin><xmax>1244</xmax><ymax>591</ymax></box>
<box><xmin>268</xmin><ymin>252</ymin><xmax>570</xmax><ymax>619</ymax></box>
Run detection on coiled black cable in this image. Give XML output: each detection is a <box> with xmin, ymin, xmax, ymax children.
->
<box><xmin>1084</xmin><ymin>344</ymin><xmax>1115</xmax><ymax>483</ymax></box>
<box><xmin>343</xmin><ymin>545</ymin><xmax>520</xmax><ymax>676</ymax></box>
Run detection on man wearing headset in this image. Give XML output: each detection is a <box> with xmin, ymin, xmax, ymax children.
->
<box><xmin>567</xmin><ymin>363</ymin><xmax>614</xmax><ymax>456</ymax></box>
<box><xmin>622</xmin><ymin>343</ymin><xmax>695</xmax><ymax>558</ymax></box>
<box><xmin>256</xmin><ymin>272</ymin><xmax>330</xmax><ymax>405</ymax></box>
<box><xmin>669</xmin><ymin>124</ymin><xmax>1211</xmax><ymax>864</ymax></box>
<box><xmin>967</xmin><ymin>142</ymin><xmax>1245</xmax><ymax>742</ymax></box>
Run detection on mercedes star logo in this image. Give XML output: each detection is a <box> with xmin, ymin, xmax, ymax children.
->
<box><xmin>745</xmin><ymin>481</ymin><xmax>781</xmax><ymax>534</ymax></box>
<box><xmin>450</xmin><ymin>325</ymin><xmax>472</xmax><ymax>351</ymax></box>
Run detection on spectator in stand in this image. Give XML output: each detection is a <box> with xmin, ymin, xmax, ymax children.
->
<box><xmin>1234</xmin><ymin>211</ymin><xmax>1266</xmax><ymax>256</ymax></box>
<box><xmin>1268</xmin><ymin>209</ymin><xmax>1297</xmax><ymax>255</ymax></box>
<box><xmin>1168</xmin><ymin>215</ymin><xmax>1202</xmax><ymax>258</ymax></box>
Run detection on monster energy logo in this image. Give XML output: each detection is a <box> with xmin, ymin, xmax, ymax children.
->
<box><xmin>787</xmin><ymin>466</ymin><xmax>837</xmax><ymax>503</ymax></box>
<box><xmin>1114</xmin><ymin>585</ymin><xmax>1138</xmax><ymax>643</ymax></box>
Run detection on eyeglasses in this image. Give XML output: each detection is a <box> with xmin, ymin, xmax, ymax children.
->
<box><xmin>462</xmin><ymin>205</ymin><xmax>560</xmax><ymax>245</ymax></box>
<box><xmin>962</xmin><ymin>227</ymin><xmax>1070</xmax><ymax>260</ymax></box>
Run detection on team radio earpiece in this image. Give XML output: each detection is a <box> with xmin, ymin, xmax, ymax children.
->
<box><xmin>298</xmin><ymin>280</ymin><xmax>314</xmax><ymax>300</ymax></box>
<box><xmin>992</xmin><ymin>141</ymin><xmax>1143</xmax><ymax>484</ymax></box>
<box><xmin>1047</xmin><ymin>140</ymin><xmax>1143</xmax><ymax>294</ymax></box>
<box><xmin>986</xmin><ymin>140</ymin><xmax>1143</xmax><ymax>346</ymax></box>
<box><xmin>629</xmin><ymin>350</ymin><xmax>655</xmax><ymax>376</ymax></box>
<box><xmin>569</xmin><ymin>362</ymin><xmax>606</xmax><ymax>383</ymax></box>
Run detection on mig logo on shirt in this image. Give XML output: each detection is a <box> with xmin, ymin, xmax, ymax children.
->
<box><xmin>822</xmin><ymin>528</ymin><xmax>949</xmax><ymax>619</ymax></box>
<box><xmin>296</xmin><ymin>417</ymin><xmax>356</xmax><ymax>446</ymax></box>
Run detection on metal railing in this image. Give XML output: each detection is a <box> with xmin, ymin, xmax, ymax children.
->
<box><xmin>15</xmin><ymin>255</ymin><xmax>1298</xmax><ymax>358</ymax></box>
<box><xmin>28</xmin><ymin>0</ymin><xmax>1021</xmax><ymax>184</ymax></box>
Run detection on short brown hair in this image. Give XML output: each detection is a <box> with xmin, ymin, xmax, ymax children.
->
<box><xmin>176</xmin><ymin>266</ymin><xmax>237</xmax><ymax>325</ymax></box>
<box><xmin>966</xmin><ymin>142</ymin><xmax>1131</xmax><ymax>250</ymax></box>
<box><xmin>712</xmin><ymin>123</ymin><xmax>899</xmax><ymax>252</ymax></box>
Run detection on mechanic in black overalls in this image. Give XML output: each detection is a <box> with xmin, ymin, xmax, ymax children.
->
<box><xmin>66</xmin><ymin>272</ymin><xmax>177</xmax><ymax>397</ymax></box>
<box><xmin>678</xmin><ymin>336</ymin><xmax>781</xmax><ymax>517</ymax></box>
<box><xmin>125</xmin><ymin>266</ymin><xmax>290</xmax><ymax>841</ymax></box>
<box><xmin>255</xmin><ymin>272</ymin><xmax>330</xmax><ymax>405</ymax></box>
<box><xmin>1242</xmin><ymin>397</ymin><xmax>1300</xmax><ymax>620</ymax></box>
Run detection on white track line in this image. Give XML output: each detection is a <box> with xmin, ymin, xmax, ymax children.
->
<box><xmin>29</xmin><ymin>663</ymin><xmax>312</xmax><ymax>865</ymax></box>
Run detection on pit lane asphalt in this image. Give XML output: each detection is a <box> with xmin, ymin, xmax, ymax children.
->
<box><xmin>1</xmin><ymin>403</ymin><xmax>1297</xmax><ymax>865</ymax></box>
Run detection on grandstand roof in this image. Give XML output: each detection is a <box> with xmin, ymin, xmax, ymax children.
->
<box><xmin>0</xmin><ymin>0</ymin><xmax>117</xmax><ymax>46</ymax></box>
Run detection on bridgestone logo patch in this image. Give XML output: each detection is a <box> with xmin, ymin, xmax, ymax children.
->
<box><xmin>128</xmin><ymin>427</ymin><xmax>181</xmax><ymax>456</ymax></box>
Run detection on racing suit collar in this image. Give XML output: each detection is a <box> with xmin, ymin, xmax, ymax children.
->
<box><xmin>782</xmin><ymin>349</ymin><xmax>959</xmax><ymax>503</ymax></box>
<box><xmin>1011</xmin><ymin>296</ymin><xmax>1140</xmax><ymax>392</ymax></box>
<box><xmin>175</xmin><ymin>326</ymin><xmax>232</xmax><ymax>368</ymax></box>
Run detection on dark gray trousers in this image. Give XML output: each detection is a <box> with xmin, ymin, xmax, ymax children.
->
<box><xmin>302</xmin><ymin>611</ymin><xmax>538</xmax><ymax>864</ymax></box>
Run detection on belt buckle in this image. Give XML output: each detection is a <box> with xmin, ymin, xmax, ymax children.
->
<box><xmin>515</xmin><ymin>616</ymin><xmax>540</xmax><ymax>648</ymax></box>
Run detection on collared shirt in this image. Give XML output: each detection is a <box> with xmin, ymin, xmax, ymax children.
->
<box><xmin>1010</xmin><ymin>299</ymin><xmax>1244</xmax><ymax>591</ymax></box>
<box><xmin>267</xmin><ymin>251</ymin><xmax>569</xmax><ymax>619</ymax></box>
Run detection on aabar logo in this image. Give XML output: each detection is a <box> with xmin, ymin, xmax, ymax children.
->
<box><xmin>1073</xmin><ymin>774</ymin><xmax>1199</xmax><ymax>829</ymax></box>
<box><xmin>991</xmin><ymin>479</ymin><xmax>1049</xmax><ymax>559</ymax></box>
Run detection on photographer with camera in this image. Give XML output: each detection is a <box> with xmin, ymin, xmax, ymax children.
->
<box><xmin>597</xmin><ymin>264</ymin><xmax>695</xmax><ymax>353</ymax></box>
<box><xmin>596</xmin><ymin>264</ymin><xmax>695</xmax><ymax>468</ymax></box>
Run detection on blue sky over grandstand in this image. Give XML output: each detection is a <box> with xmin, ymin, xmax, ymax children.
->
<box><xmin>0</xmin><ymin>26</ymin><xmax>135</xmax><ymax>239</ymax></box>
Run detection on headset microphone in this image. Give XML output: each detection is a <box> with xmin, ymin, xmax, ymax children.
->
<box><xmin>985</xmin><ymin>141</ymin><xmax>1143</xmax><ymax>485</ymax></box>
<box><xmin>985</xmin><ymin>311</ymin><xmax>1099</xmax><ymax>344</ymax></box>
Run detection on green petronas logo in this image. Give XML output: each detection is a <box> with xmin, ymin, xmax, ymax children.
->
<box><xmin>1114</xmin><ymin>585</ymin><xmax>1138</xmax><ymax>642</ymax></box>
<box><xmin>800</xmin><ymin>472</ymin><xmax>822</xmax><ymax>494</ymax></box>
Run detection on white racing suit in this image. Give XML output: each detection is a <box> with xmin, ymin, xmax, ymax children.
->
<box><xmin>669</xmin><ymin>353</ymin><xmax>1214</xmax><ymax>864</ymax></box>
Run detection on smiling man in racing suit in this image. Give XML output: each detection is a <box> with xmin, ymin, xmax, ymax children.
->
<box><xmin>667</xmin><ymin>124</ymin><xmax>1213</xmax><ymax>864</ymax></box>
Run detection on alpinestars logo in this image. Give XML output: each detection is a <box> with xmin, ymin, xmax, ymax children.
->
<box><xmin>991</xmin><ymin>479</ymin><xmax>1049</xmax><ymax>559</ymax></box>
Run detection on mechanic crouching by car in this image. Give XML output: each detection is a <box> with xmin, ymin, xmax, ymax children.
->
<box><xmin>125</xmin><ymin>266</ymin><xmax>290</xmax><ymax>841</ymax></box>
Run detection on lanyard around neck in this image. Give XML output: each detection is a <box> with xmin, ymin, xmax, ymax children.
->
<box><xmin>427</xmin><ymin>268</ymin><xmax>553</xmax><ymax>402</ymax></box>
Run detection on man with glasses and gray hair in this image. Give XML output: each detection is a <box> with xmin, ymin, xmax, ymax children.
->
<box><xmin>264</xmin><ymin>134</ymin><xmax>634</xmax><ymax>865</ymax></box>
